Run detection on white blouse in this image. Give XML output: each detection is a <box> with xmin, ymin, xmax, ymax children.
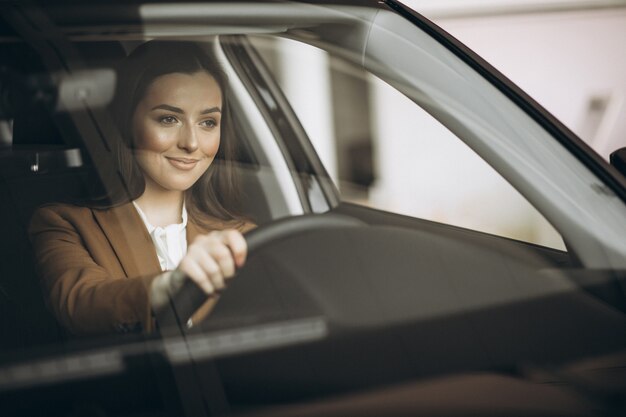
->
<box><xmin>132</xmin><ymin>201</ymin><xmax>188</xmax><ymax>272</ymax></box>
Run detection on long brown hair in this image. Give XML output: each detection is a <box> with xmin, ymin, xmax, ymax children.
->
<box><xmin>108</xmin><ymin>40</ymin><xmax>246</xmax><ymax>228</ymax></box>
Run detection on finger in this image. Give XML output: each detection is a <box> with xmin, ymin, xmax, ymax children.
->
<box><xmin>188</xmin><ymin>243</ymin><xmax>225</xmax><ymax>290</ymax></box>
<box><xmin>178</xmin><ymin>258</ymin><xmax>215</xmax><ymax>295</ymax></box>
<box><xmin>209</xmin><ymin>243</ymin><xmax>235</xmax><ymax>280</ymax></box>
<box><xmin>222</xmin><ymin>230</ymin><xmax>248</xmax><ymax>268</ymax></box>
<box><xmin>197</xmin><ymin>254</ymin><xmax>225</xmax><ymax>290</ymax></box>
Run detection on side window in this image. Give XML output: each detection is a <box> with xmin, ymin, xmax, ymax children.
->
<box><xmin>252</xmin><ymin>36</ymin><xmax>565</xmax><ymax>250</ymax></box>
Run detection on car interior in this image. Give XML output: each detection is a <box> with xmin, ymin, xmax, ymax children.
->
<box><xmin>0</xmin><ymin>37</ymin><xmax>292</xmax><ymax>351</ymax></box>
<box><xmin>1</xmin><ymin>4</ymin><xmax>626</xmax><ymax>416</ymax></box>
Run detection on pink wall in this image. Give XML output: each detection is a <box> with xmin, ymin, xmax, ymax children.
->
<box><xmin>433</xmin><ymin>8</ymin><xmax>626</xmax><ymax>159</ymax></box>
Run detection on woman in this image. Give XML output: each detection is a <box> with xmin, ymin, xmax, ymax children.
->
<box><xmin>28</xmin><ymin>41</ymin><xmax>254</xmax><ymax>336</ymax></box>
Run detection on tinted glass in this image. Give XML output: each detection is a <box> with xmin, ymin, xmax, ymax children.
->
<box><xmin>1</xmin><ymin>5</ymin><xmax>625</xmax><ymax>417</ymax></box>
<box><xmin>251</xmin><ymin>35</ymin><xmax>566</xmax><ymax>249</ymax></box>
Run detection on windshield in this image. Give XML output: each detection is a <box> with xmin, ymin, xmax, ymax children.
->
<box><xmin>1</xmin><ymin>4</ymin><xmax>625</xmax><ymax>416</ymax></box>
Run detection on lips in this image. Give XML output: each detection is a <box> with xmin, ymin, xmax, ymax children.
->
<box><xmin>165</xmin><ymin>156</ymin><xmax>200</xmax><ymax>171</ymax></box>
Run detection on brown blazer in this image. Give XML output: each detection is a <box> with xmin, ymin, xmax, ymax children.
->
<box><xmin>28</xmin><ymin>202</ymin><xmax>252</xmax><ymax>336</ymax></box>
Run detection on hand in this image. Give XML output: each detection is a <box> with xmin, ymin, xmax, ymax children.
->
<box><xmin>150</xmin><ymin>229</ymin><xmax>247</xmax><ymax>309</ymax></box>
<box><xmin>177</xmin><ymin>229</ymin><xmax>248</xmax><ymax>295</ymax></box>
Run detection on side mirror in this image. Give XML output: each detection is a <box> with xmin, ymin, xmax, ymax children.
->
<box><xmin>610</xmin><ymin>147</ymin><xmax>626</xmax><ymax>178</ymax></box>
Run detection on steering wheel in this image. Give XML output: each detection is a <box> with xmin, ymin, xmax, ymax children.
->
<box><xmin>155</xmin><ymin>213</ymin><xmax>365</xmax><ymax>330</ymax></box>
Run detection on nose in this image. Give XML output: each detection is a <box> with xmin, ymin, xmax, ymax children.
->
<box><xmin>177</xmin><ymin>123</ymin><xmax>199</xmax><ymax>153</ymax></box>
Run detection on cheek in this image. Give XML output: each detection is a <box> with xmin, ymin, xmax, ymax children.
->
<box><xmin>133</xmin><ymin>120</ymin><xmax>176</xmax><ymax>152</ymax></box>
<box><xmin>200</xmin><ymin>133</ymin><xmax>221</xmax><ymax>158</ymax></box>
<box><xmin>133</xmin><ymin>150</ymin><xmax>154</xmax><ymax>176</ymax></box>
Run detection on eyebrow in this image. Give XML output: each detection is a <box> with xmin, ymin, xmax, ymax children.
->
<box><xmin>151</xmin><ymin>104</ymin><xmax>221</xmax><ymax>114</ymax></box>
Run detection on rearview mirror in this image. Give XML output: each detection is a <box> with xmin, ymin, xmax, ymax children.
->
<box><xmin>0</xmin><ymin>67</ymin><xmax>116</xmax><ymax>118</ymax></box>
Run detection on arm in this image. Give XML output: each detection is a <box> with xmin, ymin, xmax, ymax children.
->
<box><xmin>29</xmin><ymin>205</ymin><xmax>158</xmax><ymax>335</ymax></box>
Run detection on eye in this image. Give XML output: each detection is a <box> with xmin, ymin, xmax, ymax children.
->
<box><xmin>159</xmin><ymin>115</ymin><xmax>178</xmax><ymax>125</ymax></box>
<box><xmin>200</xmin><ymin>119</ymin><xmax>218</xmax><ymax>128</ymax></box>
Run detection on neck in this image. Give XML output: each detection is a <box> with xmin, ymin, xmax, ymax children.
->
<box><xmin>134</xmin><ymin>184</ymin><xmax>185</xmax><ymax>227</ymax></box>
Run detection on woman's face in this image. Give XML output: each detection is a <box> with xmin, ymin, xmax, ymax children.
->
<box><xmin>132</xmin><ymin>71</ymin><xmax>223</xmax><ymax>194</ymax></box>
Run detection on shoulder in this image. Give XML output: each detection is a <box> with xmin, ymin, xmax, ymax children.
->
<box><xmin>33</xmin><ymin>202</ymin><xmax>93</xmax><ymax>216</ymax></box>
<box><xmin>30</xmin><ymin>203</ymin><xmax>94</xmax><ymax>228</ymax></box>
<box><xmin>29</xmin><ymin>202</ymin><xmax>135</xmax><ymax>233</ymax></box>
<box><xmin>28</xmin><ymin>204</ymin><xmax>98</xmax><ymax>248</ymax></box>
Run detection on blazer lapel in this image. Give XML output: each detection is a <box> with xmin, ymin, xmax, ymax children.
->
<box><xmin>92</xmin><ymin>203</ymin><xmax>161</xmax><ymax>278</ymax></box>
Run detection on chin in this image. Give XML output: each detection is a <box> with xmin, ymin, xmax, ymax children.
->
<box><xmin>157</xmin><ymin>179</ymin><xmax>198</xmax><ymax>192</ymax></box>
<box><xmin>171</xmin><ymin>172</ymin><xmax>207</xmax><ymax>190</ymax></box>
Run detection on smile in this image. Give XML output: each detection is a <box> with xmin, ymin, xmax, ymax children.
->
<box><xmin>165</xmin><ymin>156</ymin><xmax>200</xmax><ymax>171</ymax></box>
